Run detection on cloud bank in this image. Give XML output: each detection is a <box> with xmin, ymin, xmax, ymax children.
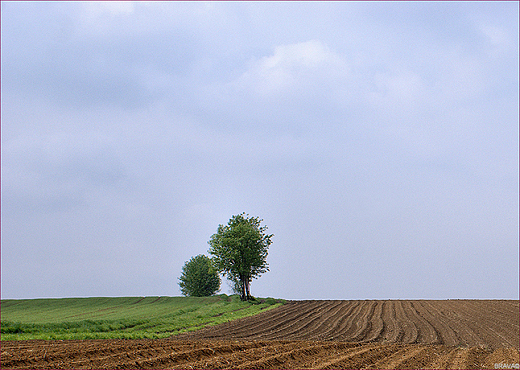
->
<box><xmin>1</xmin><ymin>2</ymin><xmax>518</xmax><ymax>300</ymax></box>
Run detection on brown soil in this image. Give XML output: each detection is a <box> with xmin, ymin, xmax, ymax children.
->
<box><xmin>2</xmin><ymin>300</ymin><xmax>518</xmax><ymax>369</ymax></box>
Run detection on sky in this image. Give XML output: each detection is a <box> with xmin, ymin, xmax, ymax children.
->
<box><xmin>1</xmin><ymin>1</ymin><xmax>518</xmax><ymax>300</ymax></box>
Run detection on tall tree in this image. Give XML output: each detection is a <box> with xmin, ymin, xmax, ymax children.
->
<box><xmin>208</xmin><ymin>213</ymin><xmax>273</xmax><ymax>301</ymax></box>
<box><xmin>178</xmin><ymin>254</ymin><xmax>221</xmax><ymax>297</ymax></box>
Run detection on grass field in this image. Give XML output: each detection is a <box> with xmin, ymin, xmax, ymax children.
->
<box><xmin>0</xmin><ymin>295</ymin><xmax>284</xmax><ymax>341</ymax></box>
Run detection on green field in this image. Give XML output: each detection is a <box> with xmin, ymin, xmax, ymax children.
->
<box><xmin>0</xmin><ymin>295</ymin><xmax>285</xmax><ymax>341</ymax></box>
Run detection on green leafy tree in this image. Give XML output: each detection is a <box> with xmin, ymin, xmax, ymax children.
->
<box><xmin>178</xmin><ymin>254</ymin><xmax>221</xmax><ymax>297</ymax></box>
<box><xmin>208</xmin><ymin>213</ymin><xmax>273</xmax><ymax>301</ymax></box>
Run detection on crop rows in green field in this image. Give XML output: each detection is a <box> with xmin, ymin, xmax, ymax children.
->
<box><xmin>0</xmin><ymin>295</ymin><xmax>284</xmax><ymax>341</ymax></box>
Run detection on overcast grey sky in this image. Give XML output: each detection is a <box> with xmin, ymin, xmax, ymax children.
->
<box><xmin>1</xmin><ymin>1</ymin><xmax>518</xmax><ymax>300</ymax></box>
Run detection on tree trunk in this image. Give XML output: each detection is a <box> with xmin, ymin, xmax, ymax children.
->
<box><xmin>241</xmin><ymin>276</ymin><xmax>247</xmax><ymax>301</ymax></box>
<box><xmin>245</xmin><ymin>279</ymin><xmax>251</xmax><ymax>300</ymax></box>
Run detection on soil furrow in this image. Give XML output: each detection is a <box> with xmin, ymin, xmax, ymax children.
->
<box><xmin>259</xmin><ymin>301</ymin><xmax>340</xmax><ymax>341</ymax></box>
<box><xmin>446</xmin><ymin>300</ymin><xmax>519</xmax><ymax>348</ymax></box>
<box><xmin>423</xmin><ymin>300</ymin><xmax>483</xmax><ymax>347</ymax></box>
<box><xmin>363</xmin><ymin>300</ymin><xmax>385</xmax><ymax>342</ymax></box>
<box><xmin>128</xmin><ymin>341</ymin><xmax>267</xmax><ymax>369</ymax></box>
<box><xmin>297</xmin><ymin>300</ymin><xmax>347</xmax><ymax>341</ymax></box>
<box><xmin>317</xmin><ymin>344</ymin><xmax>402</xmax><ymax>369</ymax></box>
<box><xmin>377</xmin><ymin>345</ymin><xmax>451</xmax><ymax>369</ymax></box>
<box><xmin>411</xmin><ymin>300</ymin><xmax>452</xmax><ymax>345</ymax></box>
<box><xmin>256</xmin><ymin>301</ymin><xmax>336</xmax><ymax>340</ymax></box>
<box><xmin>234</xmin><ymin>341</ymin><xmax>343</xmax><ymax>369</ymax></box>
<box><xmin>350</xmin><ymin>300</ymin><xmax>377</xmax><ymax>342</ymax></box>
<box><xmin>184</xmin><ymin>341</ymin><xmax>300</xmax><ymax>370</ymax></box>
<box><xmin>178</xmin><ymin>301</ymin><xmax>303</xmax><ymax>339</ymax></box>
<box><xmin>339</xmin><ymin>300</ymin><xmax>373</xmax><ymax>341</ymax></box>
<box><xmin>408</xmin><ymin>301</ymin><xmax>440</xmax><ymax>344</ymax></box>
<box><xmin>395</xmin><ymin>300</ymin><xmax>419</xmax><ymax>344</ymax></box>
<box><xmin>427</xmin><ymin>346</ymin><xmax>467</xmax><ymax>369</ymax></box>
<box><xmin>449</xmin><ymin>346</ymin><xmax>490</xmax><ymax>370</ymax></box>
<box><xmin>319</xmin><ymin>300</ymin><xmax>362</xmax><ymax>341</ymax></box>
<box><xmin>331</xmin><ymin>300</ymin><xmax>364</xmax><ymax>341</ymax></box>
<box><xmin>238</xmin><ymin>301</ymin><xmax>327</xmax><ymax>340</ymax></box>
<box><xmin>380</xmin><ymin>300</ymin><xmax>403</xmax><ymax>343</ymax></box>
<box><xmin>235</xmin><ymin>301</ymin><xmax>329</xmax><ymax>340</ymax></box>
<box><xmin>3</xmin><ymin>300</ymin><xmax>518</xmax><ymax>369</ymax></box>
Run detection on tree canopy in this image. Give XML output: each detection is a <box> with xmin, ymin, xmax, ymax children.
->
<box><xmin>178</xmin><ymin>254</ymin><xmax>221</xmax><ymax>297</ymax></box>
<box><xmin>208</xmin><ymin>213</ymin><xmax>273</xmax><ymax>301</ymax></box>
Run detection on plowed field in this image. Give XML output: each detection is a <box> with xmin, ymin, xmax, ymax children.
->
<box><xmin>2</xmin><ymin>300</ymin><xmax>518</xmax><ymax>369</ymax></box>
<box><xmin>178</xmin><ymin>300</ymin><xmax>519</xmax><ymax>348</ymax></box>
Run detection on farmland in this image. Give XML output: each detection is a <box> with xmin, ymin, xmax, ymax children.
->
<box><xmin>178</xmin><ymin>299</ymin><xmax>519</xmax><ymax>348</ymax></box>
<box><xmin>0</xmin><ymin>295</ymin><xmax>284</xmax><ymax>340</ymax></box>
<box><xmin>1</xmin><ymin>299</ymin><xmax>518</xmax><ymax>369</ymax></box>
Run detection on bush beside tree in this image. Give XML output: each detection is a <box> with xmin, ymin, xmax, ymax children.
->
<box><xmin>178</xmin><ymin>254</ymin><xmax>221</xmax><ymax>297</ymax></box>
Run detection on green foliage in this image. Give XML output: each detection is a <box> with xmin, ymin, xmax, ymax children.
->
<box><xmin>178</xmin><ymin>254</ymin><xmax>221</xmax><ymax>297</ymax></box>
<box><xmin>208</xmin><ymin>213</ymin><xmax>273</xmax><ymax>301</ymax></box>
<box><xmin>0</xmin><ymin>296</ymin><xmax>284</xmax><ymax>341</ymax></box>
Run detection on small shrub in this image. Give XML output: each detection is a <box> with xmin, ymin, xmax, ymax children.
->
<box><xmin>179</xmin><ymin>255</ymin><xmax>221</xmax><ymax>297</ymax></box>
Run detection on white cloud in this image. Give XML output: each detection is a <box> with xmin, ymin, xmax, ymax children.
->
<box><xmin>75</xmin><ymin>2</ymin><xmax>154</xmax><ymax>38</ymax></box>
<box><xmin>236</xmin><ymin>40</ymin><xmax>349</xmax><ymax>95</ymax></box>
<box><xmin>481</xmin><ymin>25</ymin><xmax>509</xmax><ymax>47</ymax></box>
<box><xmin>480</xmin><ymin>24</ymin><xmax>513</xmax><ymax>58</ymax></box>
<box><xmin>78</xmin><ymin>2</ymin><xmax>135</xmax><ymax>30</ymax></box>
<box><xmin>369</xmin><ymin>70</ymin><xmax>424</xmax><ymax>110</ymax></box>
<box><xmin>264</xmin><ymin>40</ymin><xmax>337</xmax><ymax>69</ymax></box>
